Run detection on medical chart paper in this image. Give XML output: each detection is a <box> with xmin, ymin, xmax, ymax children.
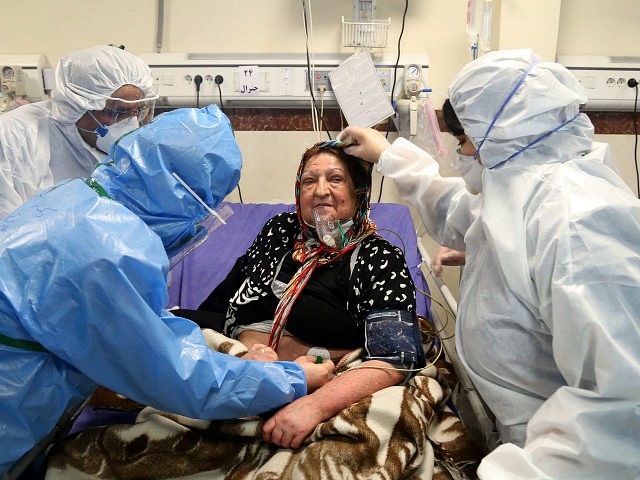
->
<box><xmin>329</xmin><ymin>50</ymin><xmax>395</xmax><ymax>128</ymax></box>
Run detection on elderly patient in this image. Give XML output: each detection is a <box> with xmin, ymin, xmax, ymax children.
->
<box><xmin>190</xmin><ymin>141</ymin><xmax>426</xmax><ymax>449</ymax></box>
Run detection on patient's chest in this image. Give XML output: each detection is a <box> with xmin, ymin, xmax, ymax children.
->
<box><xmin>278</xmin><ymin>254</ymin><xmax>363</xmax><ymax>349</ymax></box>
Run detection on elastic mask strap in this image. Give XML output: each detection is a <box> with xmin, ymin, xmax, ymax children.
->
<box><xmin>172</xmin><ymin>172</ymin><xmax>226</xmax><ymax>225</ymax></box>
<box><xmin>490</xmin><ymin>111</ymin><xmax>581</xmax><ymax>169</ymax></box>
<box><xmin>77</xmin><ymin>111</ymin><xmax>108</xmax><ymax>137</ymax></box>
<box><xmin>473</xmin><ymin>61</ymin><xmax>540</xmax><ymax>162</ymax></box>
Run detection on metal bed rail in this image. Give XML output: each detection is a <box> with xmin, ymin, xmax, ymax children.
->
<box><xmin>416</xmin><ymin>237</ymin><xmax>498</xmax><ymax>451</ymax></box>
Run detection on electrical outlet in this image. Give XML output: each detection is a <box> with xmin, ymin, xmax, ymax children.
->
<box><xmin>305</xmin><ymin>70</ymin><xmax>333</xmax><ymax>92</ymax></box>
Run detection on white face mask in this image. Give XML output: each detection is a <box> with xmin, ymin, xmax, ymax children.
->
<box><xmin>84</xmin><ymin>111</ymin><xmax>139</xmax><ymax>154</ymax></box>
<box><xmin>456</xmin><ymin>149</ymin><xmax>484</xmax><ymax>194</ymax></box>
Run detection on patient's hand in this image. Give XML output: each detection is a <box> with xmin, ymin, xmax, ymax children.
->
<box><xmin>261</xmin><ymin>357</ymin><xmax>334</xmax><ymax>448</ymax></box>
<box><xmin>263</xmin><ymin>359</ymin><xmax>399</xmax><ymax>449</ymax></box>
<box><xmin>262</xmin><ymin>395</ymin><xmax>326</xmax><ymax>449</ymax></box>
<box><xmin>242</xmin><ymin>343</ymin><xmax>278</xmax><ymax>362</ymax></box>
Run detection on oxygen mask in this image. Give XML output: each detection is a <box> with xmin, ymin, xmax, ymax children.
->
<box><xmin>313</xmin><ymin>206</ymin><xmax>351</xmax><ymax>249</ymax></box>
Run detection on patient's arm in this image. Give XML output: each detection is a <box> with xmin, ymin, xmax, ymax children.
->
<box><xmin>237</xmin><ymin>330</ymin><xmax>352</xmax><ymax>362</ymax></box>
<box><xmin>237</xmin><ymin>335</ymin><xmax>336</xmax><ymax>392</ymax></box>
<box><xmin>262</xmin><ymin>359</ymin><xmax>404</xmax><ymax>449</ymax></box>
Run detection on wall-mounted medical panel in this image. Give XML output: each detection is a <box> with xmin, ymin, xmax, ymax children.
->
<box><xmin>558</xmin><ymin>55</ymin><xmax>640</xmax><ymax>111</ymax></box>
<box><xmin>0</xmin><ymin>55</ymin><xmax>47</xmax><ymax>102</ymax></box>
<box><xmin>137</xmin><ymin>52</ymin><xmax>429</xmax><ymax>108</ymax></box>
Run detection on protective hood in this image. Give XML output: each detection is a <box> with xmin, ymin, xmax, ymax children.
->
<box><xmin>91</xmin><ymin>104</ymin><xmax>242</xmax><ymax>253</ymax></box>
<box><xmin>51</xmin><ymin>45</ymin><xmax>154</xmax><ymax>122</ymax></box>
<box><xmin>448</xmin><ymin>49</ymin><xmax>594</xmax><ymax>168</ymax></box>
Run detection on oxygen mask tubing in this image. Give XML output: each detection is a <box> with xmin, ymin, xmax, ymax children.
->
<box><xmin>313</xmin><ymin>206</ymin><xmax>350</xmax><ymax>249</ymax></box>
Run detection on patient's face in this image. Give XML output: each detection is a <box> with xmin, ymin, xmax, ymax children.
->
<box><xmin>300</xmin><ymin>152</ymin><xmax>357</xmax><ymax>225</ymax></box>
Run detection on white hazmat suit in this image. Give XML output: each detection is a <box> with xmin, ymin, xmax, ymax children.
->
<box><xmin>346</xmin><ymin>49</ymin><xmax>640</xmax><ymax>479</ymax></box>
<box><xmin>0</xmin><ymin>45</ymin><xmax>154</xmax><ymax>218</ymax></box>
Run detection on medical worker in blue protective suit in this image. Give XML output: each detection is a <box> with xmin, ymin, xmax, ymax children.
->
<box><xmin>338</xmin><ymin>49</ymin><xmax>640</xmax><ymax>479</ymax></box>
<box><xmin>0</xmin><ymin>44</ymin><xmax>157</xmax><ymax>219</ymax></box>
<box><xmin>0</xmin><ymin>104</ymin><xmax>334</xmax><ymax>476</ymax></box>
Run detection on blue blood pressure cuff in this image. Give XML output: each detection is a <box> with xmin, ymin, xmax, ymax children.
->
<box><xmin>363</xmin><ymin>309</ymin><xmax>427</xmax><ymax>382</ymax></box>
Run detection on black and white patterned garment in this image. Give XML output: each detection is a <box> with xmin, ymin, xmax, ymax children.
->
<box><xmin>199</xmin><ymin>212</ymin><xmax>416</xmax><ymax>350</ymax></box>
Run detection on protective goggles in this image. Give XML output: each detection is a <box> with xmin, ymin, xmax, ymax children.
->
<box><xmin>101</xmin><ymin>94</ymin><xmax>158</xmax><ymax>125</ymax></box>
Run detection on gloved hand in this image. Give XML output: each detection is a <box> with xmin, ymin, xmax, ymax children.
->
<box><xmin>337</xmin><ymin>126</ymin><xmax>390</xmax><ymax>164</ymax></box>
<box><xmin>431</xmin><ymin>246</ymin><xmax>466</xmax><ymax>277</ymax></box>
<box><xmin>296</xmin><ymin>356</ymin><xmax>335</xmax><ymax>392</ymax></box>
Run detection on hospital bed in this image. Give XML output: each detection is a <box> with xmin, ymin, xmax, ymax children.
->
<box><xmin>167</xmin><ymin>202</ymin><xmax>431</xmax><ymax>316</ymax></box>
<box><xmin>42</xmin><ymin>202</ymin><xmax>490</xmax><ymax>480</ymax></box>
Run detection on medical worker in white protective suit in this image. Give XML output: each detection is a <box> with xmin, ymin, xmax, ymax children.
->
<box><xmin>338</xmin><ymin>49</ymin><xmax>640</xmax><ymax>479</ymax></box>
<box><xmin>0</xmin><ymin>104</ymin><xmax>334</xmax><ymax>477</ymax></box>
<box><xmin>0</xmin><ymin>44</ymin><xmax>157</xmax><ymax>219</ymax></box>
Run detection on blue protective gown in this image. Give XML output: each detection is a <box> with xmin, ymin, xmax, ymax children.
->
<box><xmin>0</xmin><ymin>105</ymin><xmax>306</xmax><ymax>475</ymax></box>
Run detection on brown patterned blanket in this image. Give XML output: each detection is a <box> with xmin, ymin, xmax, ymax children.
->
<box><xmin>45</xmin><ymin>330</ymin><xmax>481</xmax><ymax>480</ymax></box>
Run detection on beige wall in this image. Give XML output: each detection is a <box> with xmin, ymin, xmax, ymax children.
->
<box><xmin>494</xmin><ymin>0</ymin><xmax>562</xmax><ymax>60</ymax></box>
<box><xmin>2</xmin><ymin>0</ymin><xmax>639</xmax><ymax>301</ymax></box>
<box><xmin>557</xmin><ymin>0</ymin><xmax>640</xmax><ymax>56</ymax></box>
<box><xmin>4</xmin><ymin>1</ymin><xmax>636</xmax><ymax>68</ymax></box>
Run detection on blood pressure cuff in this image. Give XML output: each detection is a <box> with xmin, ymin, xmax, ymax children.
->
<box><xmin>363</xmin><ymin>309</ymin><xmax>427</xmax><ymax>383</ymax></box>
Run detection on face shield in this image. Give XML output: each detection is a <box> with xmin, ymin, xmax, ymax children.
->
<box><xmin>166</xmin><ymin>204</ymin><xmax>234</xmax><ymax>270</ymax></box>
<box><xmin>91</xmin><ymin>104</ymin><xmax>242</xmax><ymax>270</ymax></box>
<box><xmin>166</xmin><ymin>173</ymin><xmax>234</xmax><ymax>270</ymax></box>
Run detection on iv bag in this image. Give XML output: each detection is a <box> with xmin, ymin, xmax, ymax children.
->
<box><xmin>398</xmin><ymin>93</ymin><xmax>448</xmax><ymax>163</ymax></box>
<box><xmin>466</xmin><ymin>0</ymin><xmax>483</xmax><ymax>37</ymax></box>
<box><xmin>467</xmin><ymin>0</ymin><xmax>492</xmax><ymax>51</ymax></box>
